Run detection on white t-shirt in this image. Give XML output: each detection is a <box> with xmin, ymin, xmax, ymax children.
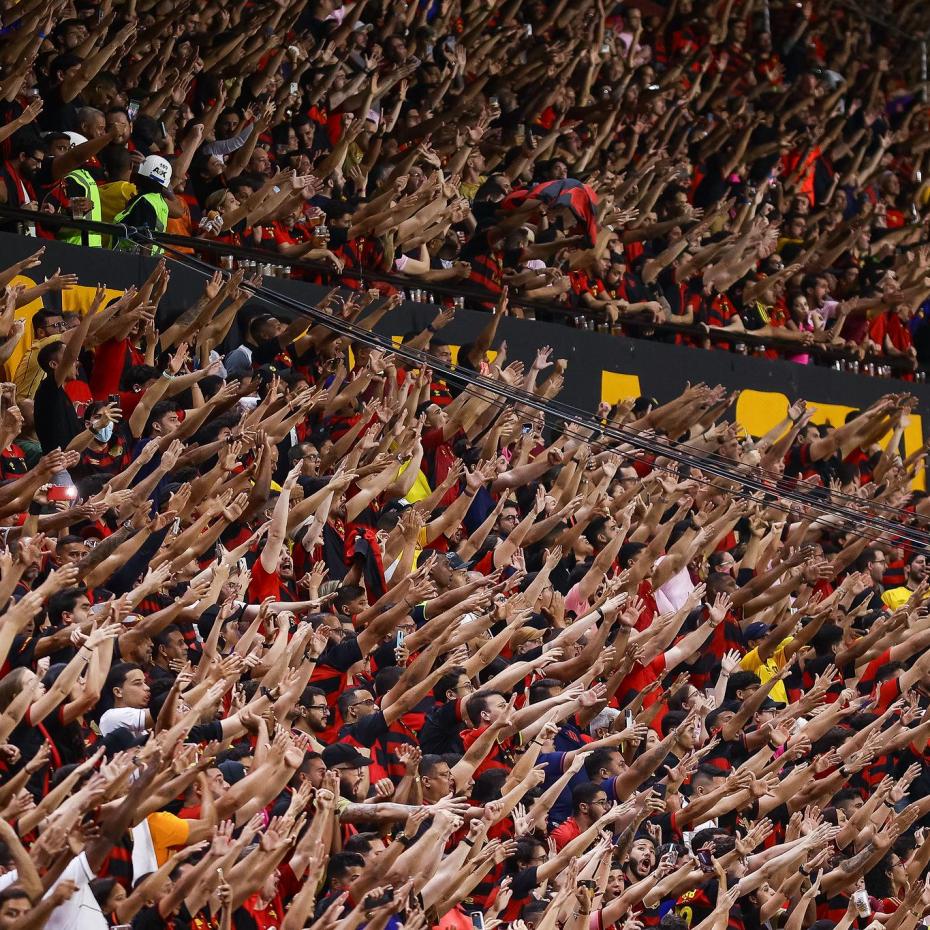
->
<box><xmin>43</xmin><ymin>854</ymin><xmax>107</xmax><ymax>930</ymax></box>
<box><xmin>99</xmin><ymin>707</ymin><xmax>148</xmax><ymax>738</ymax></box>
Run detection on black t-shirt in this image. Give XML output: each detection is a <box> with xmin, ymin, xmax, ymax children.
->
<box><xmin>692</xmin><ymin>152</ymin><xmax>731</xmax><ymax>210</ymax></box>
<box><xmin>37</xmin><ymin>84</ymin><xmax>81</xmax><ymax>133</ymax></box>
<box><xmin>34</xmin><ymin>375</ymin><xmax>82</xmax><ymax>452</ymax></box>
<box><xmin>740</xmin><ymin>302</ymin><xmax>768</xmax><ymax>331</ymax></box>
<box><xmin>337</xmin><ymin>708</ymin><xmax>389</xmax><ymax>747</ymax></box>
<box><xmin>132</xmin><ymin>905</ymin><xmax>167</xmax><ymax>929</ymax></box>
<box><xmin>420</xmin><ymin>701</ymin><xmax>466</xmax><ymax>755</ymax></box>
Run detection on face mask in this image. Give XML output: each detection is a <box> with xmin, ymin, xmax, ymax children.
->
<box><xmin>94</xmin><ymin>423</ymin><xmax>113</xmax><ymax>443</ymax></box>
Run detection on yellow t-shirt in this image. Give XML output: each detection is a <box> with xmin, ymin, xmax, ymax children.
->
<box><xmin>98</xmin><ymin>180</ymin><xmax>137</xmax><ymax>223</ymax></box>
<box><xmin>400</xmin><ymin>464</ymin><xmax>431</xmax><ymax>503</ymax></box>
<box><xmin>881</xmin><ymin>586</ymin><xmax>920</xmax><ymax>610</ymax></box>
<box><xmin>13</xmin><ymin>333</ymin><xmax>60</xmax><ymax>398</ymax></box>
<box><xmin>147</xmin><ymin>811</ymin><xmax>191</xmax><ymax>866</ymax></box>
<box><xmin>739</xmin><ymin>636</ymin><xmax>792</xmax><ymax>705</ymax></box>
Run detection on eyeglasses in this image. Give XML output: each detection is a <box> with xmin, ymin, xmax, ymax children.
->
<box><xmin>310</xmin><ymin>704</ymin><xmax>330</xmax><ymax>714</ymax></box>
<box><xmin>349</xmin><ymin>698</ymin><xmax>375</xmax><ymax>709</ymax></box>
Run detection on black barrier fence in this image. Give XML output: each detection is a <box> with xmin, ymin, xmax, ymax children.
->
<box><xmin>2</xmin><ymin>231</ymin><xmax>928</xmax><ymax>486</ymax></box>
<box><xmin>0</xmin><ymin>204</ymin><xmax>918</xmax><ymax>376</ymax></box>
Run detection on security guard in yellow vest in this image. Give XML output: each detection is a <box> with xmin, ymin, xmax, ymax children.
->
<box><xmin>113</xmin><ymin>155</ymin><xmax>172</xmax><ymax>254</ymax></box>
<box><xmin>57</xmin><ymin>132</ymin><xmax>103</xmax><ymax>248</ymax></box>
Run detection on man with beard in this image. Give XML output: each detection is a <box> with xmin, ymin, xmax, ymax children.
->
<box><xmin>0</xmin><ymin>134</ymin><xmax>44</xmax><ymax>218</ymax></box>
<box><xmin>322</xmin><ymin>743</ymin><xmax>371</xmax><ymax>802</ymax></box>
<box><xmin>622</xmin><ymin>835</ymin><xmax>658</xmax><ymax>884</ymax></box>
<box><xmin>881</xmin><ymin>551</ymin><xmax>929</xmax><ymax>609</ymax></box>
<box><xmin>551</xmin><ymin>783</ymin><xmax>611</xmax><ymax>850</ymax></box>
<box><xmin>289</xmin><ymin>685</ymin><xmax>331</xmax><ymax>752</ymax></box>
<box><xmin>853</xmin><ymin>546</ymin><xmax>890</xmax><ymax>610</ymax></box>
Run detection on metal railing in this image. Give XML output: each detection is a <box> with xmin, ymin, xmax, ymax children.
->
<box><xmin>0</xmin><ymin>204</ymin><xmax>918</xmax><ymax>379</ymax></box>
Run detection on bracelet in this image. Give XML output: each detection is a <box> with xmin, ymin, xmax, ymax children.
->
<box><xmin>462</xmin><ymin>837</ymin><xmax>475</xmax><ymax>846</ymax></box>
<box><xmin>426</xmin><ymin>323</ymin><xmax>437</xmax><ymax>333</ymax></box>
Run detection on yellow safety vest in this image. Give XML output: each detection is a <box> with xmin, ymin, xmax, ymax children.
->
<box><xmin>58</xmin><ymin>168</ymin><xmax>102</xmax><ymax>248</ymax></box>
<box><xmin>113</xmin><ymin>193</ymin><xmax>169</xmax><ymax>254</ymax></box>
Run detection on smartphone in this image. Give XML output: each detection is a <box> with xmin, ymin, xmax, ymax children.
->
<box><xmin>396</xmin><ymin>629</ymin><xmax>405</xmax><ymax>648</ymax></box>
<box><xmin>365</xmin><ymin>889</ymin><xmax>394</xmax><ymax>910</ymax></box>
<box><xmin>127</xmin><ymin>99</ymin><xmax>141</xmax><ymax>122</ymax></box>
<box><xmin>469</xmin><ymin>913</ymin><xmax>485</xmax><ymax>930</ymax></box>
<box><xmin>290</xmin><ymin>82</ymin><xmax>299</xmax><ymax>95</ymax></box>
<box><xmin>667</xmin><ymin>847</ymin><xmax>679</xmax><ymax>865</ymax></box>
<box><xmin>697</xmin><ymin>850</ymin><xmax>714</xmax><ymax>873</ymax></box>
<box><xmin>521</xmin><ymin>423</ymin><xmax>532</xmax><ymax>434</ymax></box>
<box><xmin>48</xmin><ymin>485</ymin><xmax>77</xmax><ymax>502</ymax></box>
<box><xmin>108</xmin><ymin>393</ymin><xmax>120</xmax><ymax>407</ymax></box>
<box><xmin>524</xmin><ymin>24</ymin><xmax>533</xmax><ymax>36</ymax></box>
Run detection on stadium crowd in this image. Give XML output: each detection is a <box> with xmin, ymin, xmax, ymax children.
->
<box><xmin>3</xmin><ymin>0</ymin><xmax>930</xmax><ymax>367</ymax></box>
<box><xmin>3</xmin><ymin>1</ymin><xmax>930</xmax><ymax>930</ymax></box>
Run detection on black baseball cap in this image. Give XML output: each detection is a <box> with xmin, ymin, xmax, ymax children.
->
<box><xmin>322</xmin><ymin>743</ymin><xmax>370</xmax><ymax>768</ymax></box>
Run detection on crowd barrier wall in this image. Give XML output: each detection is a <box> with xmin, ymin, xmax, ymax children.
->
<box><xmin>3</xmin><ymin>233</ymin><xmax>925</xmax><ymax>488</ymax></box>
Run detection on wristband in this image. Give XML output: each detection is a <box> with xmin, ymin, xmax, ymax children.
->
<box><xmin>426</xmin><ymin>323</ymin><xmax>437</xmax><ymax>333</ymax></box>
<box><xmin>462</xmin><ymin>837</ymin><xmax>475</xmax><ymax>847</ymax></box>
<box><xmin>398</xmin><ymin>834</ymin><xmax>414</xmax><ymax>848</ymax></box>
<box><xmin>799</xmin><ymin>866</ymin><xmax>810</xmax><ymax>877</ymax></box>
